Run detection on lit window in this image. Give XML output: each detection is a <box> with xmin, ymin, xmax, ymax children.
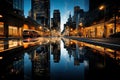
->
<box><xmin>0</xmin><ymin>22</ymin><xmax>4</xmax><ymax>35</ymax></box>
<box><xmin>9</xmin><ymin>26</ymin><xmax>18</xmax><ymax>37</ymax></box>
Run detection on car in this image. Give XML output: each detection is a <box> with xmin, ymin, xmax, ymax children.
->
<box><xmin>109</xmin><ymin>32</ymin><xmax>120</xmax><ymax>38</ymax></box>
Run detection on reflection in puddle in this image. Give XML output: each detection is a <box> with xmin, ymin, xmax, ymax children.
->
<box><xmin>0</xmin><ymin>39</ymin><xmax>23</xmax><ymax>52</ymax></box>
<box><xmin>0</xmin><ymin>37</ymin><xmax>120</xmax><ymax>80</ymax></box>
<box><xmin>50</xmin><ymin>39</ymin><xmax>86</xmax><ymax>80</ymax></box>
<box><xmin>23</xmin><ymin>37</ymin><xmax>50</xmax><ymax>48</ymax></box>
<box><xmin>63</xmin><ymin>38</ymin><xmax>120</xmax><ymax>61</ymax></box>
<box><xmin>24</xmin><ymin>53</ymin><xmax>32</xmax><ymax>80</ymax></box>
<box><xmin>0</xmin><ymin>56</ymin><xmax>3</xmax><ymax>60</ymax></box>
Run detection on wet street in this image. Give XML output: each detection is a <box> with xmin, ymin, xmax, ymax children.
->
<box><xmin>0</xmin><ymin>37</ymin><xmax>120</xmax><ymax>80</ymax></box>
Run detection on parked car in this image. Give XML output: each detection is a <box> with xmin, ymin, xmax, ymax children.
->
<box><xmin>109</xmin><ymin>32</ymin><xmax>120</xmax><ymax>38</ymax></box>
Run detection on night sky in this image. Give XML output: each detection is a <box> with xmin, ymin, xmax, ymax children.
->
<box><xmin>24</xmin><ymin>0</ymin><xmax>89</xmax><ymax>31</ymax></box>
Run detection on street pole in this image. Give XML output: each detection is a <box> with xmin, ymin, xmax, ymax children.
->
<box><xmin>103</xmin><ymin>6</ymin><xmax>106</xmax><ymax>38</ymax></box>
<box><xmin>99</xmin><ymin>5</ymin><xmax>106</xmax><ymax>38</ymax></box>
<box><xmin>114</xmin><ymin>11</ymin><xmax>117</xmax><ymax>34</ymax></box>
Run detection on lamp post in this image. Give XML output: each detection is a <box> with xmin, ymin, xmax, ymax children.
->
<box><xmin>39</xmin><ymin>26</ymin><xmax>43</xmax><ymax>36</ymax></box>
<box><xmin>113</xmin><ymin>5</ymin><xmax>118</xmax><ymax>34</ymax></box>
<box><xmin>99</xmin><ymin>5</ymin><xmax>106</xmax><ymax>38</ymax></box>
<box><xmin>79</xmin><ymin>22</ymin><xmax>83</xmax><ymax>37</ymax></box>
<box><xmin>114</xmin><ymin>12</ymin><xmax>116</xmax><ymax>34</ymax></box>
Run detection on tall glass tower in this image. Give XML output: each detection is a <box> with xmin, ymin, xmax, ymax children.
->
<box><xmin>31</xmin><ymin>0</ymin><xmax>50</xmax><ymax>28</ymax></box>
<box><xmin>13</xmin><ymin>0</ymin><xmax>24</xmax><ymax>16</ymax></box>
<box><xmin>53</xmin><ymin>10</ymin><xmax>61</xmax><ymax>31</ymax></box>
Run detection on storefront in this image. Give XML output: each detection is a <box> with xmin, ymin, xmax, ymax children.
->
<box><xmin>0</xmin><ymin>22</ymin><xmax>4</xmax><ymax>37</ymax></box>
<box><xmin>83</xmin><ymin>20</ymin><xmax>120</xmax><ymax>38</ymax></box>
<box><xmin>0</xmin><ymin>12</ymin><xmax>24</xmax><ymax>39</ymax></box>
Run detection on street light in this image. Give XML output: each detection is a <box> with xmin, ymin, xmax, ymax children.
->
<box><xmin>99</xmin><ymin>5</ymin><xmax>105</xmax><ymax>10</ymax></box>
<box><xmin>39</xmin><ymin>26</ymin><xmax>42</xmax><ymax>30</ymax></box>
<box><xmin>79</xmin><ymin>22</ymin><xmax>83</xmax><ymax>37</ymax></box>
<box><xmin>99</xmin><ymin>5</ymin><xmax>106</xmax><ymax>38</ymax></box>
<box><xmin>0</xmin><ymin>15</ymin><xmax>3</xmax><ymax>18</ymax></box>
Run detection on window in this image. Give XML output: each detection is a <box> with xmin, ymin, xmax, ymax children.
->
<box><xmin>9</xmin><ymin>26</ymin><xmax>18</xmax><ymax>37</ymax></box>
<box><xmin>0</xmin><ymin>22</ymin><xmax>4</xmax><ymax>36</ymax></box>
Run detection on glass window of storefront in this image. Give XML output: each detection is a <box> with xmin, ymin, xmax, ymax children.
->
<box><xmin>9</xmin><ymin>26</ymin><xmax>18</xmax><ymax>37</ymax></box>
<box><xmin>19</xmin><ymin>27</ymin><xmax>22</xmax><ymax>37</ymax></box>
<box><xmin>0</xmin><ymin>22</ymin><xmax>4</xmax><ymax>36</ymax></box>
<box><xmin>116</xmin><ymin>24</ymin><xmax>120</xmax><ymax>32</ymax></box>
<box><xmin>97</xmin><ymin>26</ymin><xmax>104</xmax><ymax>38</ymax></box>
<box><xmin>0</xmin><ymin>40</ymin><xmax>4</xmax><ymax>51</ymax></box>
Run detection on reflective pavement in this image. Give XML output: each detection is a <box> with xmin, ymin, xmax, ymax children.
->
<box><xmin>0</xmin><ymin>37</ymin><xmax>120</xmax><ymax>80</ymax></box>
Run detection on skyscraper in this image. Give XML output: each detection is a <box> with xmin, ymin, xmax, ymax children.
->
<box><xmin>13</xmin><ymin>0</ymin><xmax>24</xmax><ymax>16</ymax></box>
<box><xmin>73</xmin><ymin>6</ymin><xmax>80</xmax><ymax>29</ymax></box>
<box><xmin>53</xmin><ymin>10</ymin><xmax>61</xmax><ymax>31</ymax></box>
<box><xmin>31</xmin><ymin>0</ymin><xmax>50</xmax><ymax>28</ymax></box>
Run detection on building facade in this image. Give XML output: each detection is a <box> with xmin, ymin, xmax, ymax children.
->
<box><xmin>82</xmin><ymin>0</ymin><xmax>120</xmax><ymax>38</ymax></box>
<box><xmin>0</xmin><ymin>0</ymin><xmax>24</xmax><ymax>39</ymax></box>
<box><xmin>31</xmin><ymin>0</ymin><xmax>50</xmax><ymax>28</ymax></box>
<box><xmin>13</xmin><ymin>0</ymin><xmax>24</xmax><ymax>16</ymax></box>
<box><xmin>0</xmin><ymin>0</ymin><xmax>24</xmax><ymax>51</ymax></box>
<box><xmin>53</xmin><ymin>10</ymin><xmax>61</xmax><ymax>31</ymax></box>
<box><xmin>51</xmin><ymin>10</ymin><xmax>61</xmax><ymax>36</ymax></box>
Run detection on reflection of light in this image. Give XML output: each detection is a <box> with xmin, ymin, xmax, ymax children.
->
<box><xmin>23</xmin><ymin>38</ymin><xmax>50</xmax><ymax>48</ymax></box>
<box><xmin>70</xmin><ymin>41</ymin><xmax>73</xmax><ymax>44</ymax></box>
<box><xmin>84</xmin><ymin>60</ymin><xmax>89</xmax><ymax>67</ymax></box>
<box><xmin>99</xmin><ymin>5</ymin><xmax>105</xmax><ymax>10</ymax></box>
<box><xmin>77</xmin><ymin>39</ymin><xmax>119</xmax><ymax>59</ymax></box>
<box><xmin>11</xmin><ymin>69</ymin><xmax>14</xmax><ymax>72</ymax></box>
<box><xmin>0</xmin><ymin>44</ymin><xmax>4</xmax><ymax>51</ymax></box>
<box><xmin>0</xmin><ymin>15</ymin><xmax>3</xmax><ymax>18</ymax></box>
<box><xmin>18</xmin><ymin>40</ymin><xmax>23</xmax><ymax>46</ymax></box>
<box><xmin>23</xmin><ymin>43</ymin><xmax>29</xmax><ymax>48</ymax></box>
<box><xmin>83</xmin><ymin>43</ymin><xmax>105</xmax><ymax>53</ymax></box>
<box><xmin>106</xmin><ymin>48</ymin><xmax>114</xmax><ymax>52</ymax></box>
<box><xmin>79</xmin><ymin>22</ymin><xmax>83</xmax><ymax>26</ymax></box>
<box><xmin>9</xmin><ymin>40</ymin><xmax>19</xmax><ymax>48</ymax></box>
<box><xmin>25</xmin><ymin>38</ymin><xmax>31</xmax><ymax>42</ymax></box>
<box><xmin>0</xmin><ymin>56</ymin><xmax>3</xmax><ymax>60</ymax></box>
<box><xmin>70</xmin><ymin>28</ymin><xmax>73</xmax><ymax>31</ymax></box>
<box><xmin>39</xmin><ymin>42</ymin><xmax>42</xmax><ymax>45</ymax></box>
<box><xmin>79</xmin><ymin>47</ymin><xmax>83</xmax><ymax>50</ymax></box>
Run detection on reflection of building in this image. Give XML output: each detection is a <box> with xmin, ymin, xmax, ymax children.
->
<box><xmin>62</xmin><ymin>39</ymin><xmax>85</xmax><ymax>66</ymax></box>
<box><xmin>31</xmin><ymin>0</ymin><xmax>50</xmax><ymax>28</ymax></box>
<box><xmin>51</xmin><ymin>42</ymin><xmax>60</xmax><ymax>63</ymax></box>
<box><xmin>32</xmin><ymin>45</ymin><xmax>50</xmax><ymax>79</ymax></box>
<box><xmin>51</xmin><ymin>10</ymin><xmax>61</xmax><ymax>36</ymax></box>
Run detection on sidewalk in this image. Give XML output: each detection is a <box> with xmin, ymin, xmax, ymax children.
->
<box><xmin>67</xmin><ymin>36</ymin><xmax>120</xmax><ymax>50</ymax></box>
